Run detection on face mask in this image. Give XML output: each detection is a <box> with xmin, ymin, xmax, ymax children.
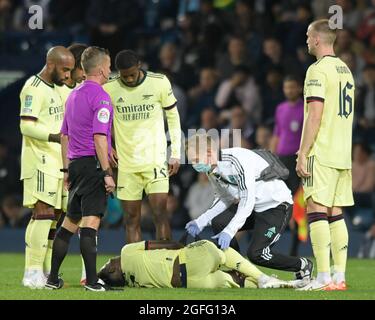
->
<box><xmin>192</xmin><ymin>163</ymin><xmax>211</xmax><ymax>173</ymax></box>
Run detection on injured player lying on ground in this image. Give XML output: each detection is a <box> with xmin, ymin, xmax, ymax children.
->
<box><xmin>98</xmin><ymin>239</ymin><xmax>306</xmax><ymax>289</ymax></box>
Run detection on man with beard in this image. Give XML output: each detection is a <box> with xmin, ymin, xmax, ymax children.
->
<box><xmin>20</xmin><ymin>46</ymin><xmax>74</xmax><ymax>288</ymax></box>
<box><xmin>55</xmin><ymin>43</ymin><xmax>88</xmax><ymax>105</ymax></box>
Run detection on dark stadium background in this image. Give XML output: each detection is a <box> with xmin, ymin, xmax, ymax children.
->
<box><xmin>0</xmin><ymin>0</ymin><xmax>374</xmax><ymax>258</ymax></box>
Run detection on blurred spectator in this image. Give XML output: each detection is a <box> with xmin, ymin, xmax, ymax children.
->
<box><xmin>221</xmin><ymin>105</ymin><xmax>255</xmax><ymax>147</ymax></box>
<box><xmin>311</xmin><ymin>0</ymin><xmax>335</xmax><ymax>18</ymax></box>
<box><xmin>356</xmin><ymin>64</ymin><xmax>375</xmax><ymax>146</ymax></box>
<box><xmin>215</xmin><ymin>65</ymin><xmax>262</xmax><ymax>124</ymax></box>
<box><xmin>357</xmin><ymin>0</ymin><xmax>375</xmax><ymax>48</ymax></box>
<box><xmin>184</xmin><ymin>172</ymin><xmax>214</xmax><ymax>220</ymax></box>
<box><xmin>257</xmin><ymin>37</ymin><xmax>296</xmax><ymax>83</ymax></box>
<box><xmin>0</xmin><ymin>0</ymin><xmax>14</xmax><ymax>32</ymax></box>
<box><xmin>352</xmin><ymin>142</ymin><xmax>375</xmax><ymax>207</ymax></box>
<box><xmin>357</xmin><ymin>223</ymin><xmax>375</xmax><ymax>258</ymax></box>
<box><xmin>260</xmin><ymin>68</ymin><xmax>285</xmax><ymax>123</ymax></box>
<box><xmin>86</xmin><ymin>0</ymin><xmax>141</xmax><ymax>64</ymax></box>
<box><xmin>216</xmin><ymin>35</ymin><xmax>252</xmax><ymax>80</ymax></box>
<box><xmin>231</xmin><ymin>0</ymin><xmax>262</xmax><ymax>63</ymax></box>
<box><xmin>335</xmin><ymin>29</ymin><xmax>365</xmax><ymax>58</ymax></box>
<box><xmin>255</xmin><ymin>124</ymin><xmax>272</xmax><ymax>149</ymax></box>
<box><xmin>0</xmin><ymin>139</ymin><xmax>21</xmax><ymax>202</ymax></box>
<box><xmin>49</xmin><ymin>0</ymin><xmax>89</xmax><ymax>32</ymax></box>
<box><xmin>187</xmin><ymin>67</ymin><xmax>219</xmax><ymax>128</ymax></box>
<box><xmin>200</xmin><ymin>108</ymin><xmax>219</xmax><ymax>130</ymax></box>
<box><xmin>336</xmin><ymin>0</ymin><xmax>362</xmax><ymax>32</ymax></box>
<box><xmin>275</xmin><ymin>4</ymin><xmax>313</xmax><ymax>56</ymax></box>
<box><xmin>339</xmin><ymin>50</ymin><xmax>363</xmax><ymax>86</ymax></box>
<box><xmin>0</xmin><ymin>194</ymin><xmax>31</xmax><ymax>228</ymax></box>
<box><xmin>162</xmin><ymin>69</ymin><xmax>188</xmax><ymax>125</ymax></box>
<box><xmin>158</xmin><ymin>42</ymin><xmax>196</xmax><ymax>90</ymax></box>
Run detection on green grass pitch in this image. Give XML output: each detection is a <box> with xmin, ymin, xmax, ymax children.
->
<box><xmin>0</xmin><ymin>253</ymin><xmax>374</xmax><ymax>300</ymax></box>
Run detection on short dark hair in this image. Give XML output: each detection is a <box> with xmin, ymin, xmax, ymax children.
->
<box><xmin>67</xmin><ymin>43</ymin><xmax>88</xmax><ymax>70</ymax></box>
<box><xmin>98</xmin><ymin>257</ymin><xmax>125</xmax><ymax>287</ymax></box>
<box><xmin>284</xmin><ymin>75</ymin><xmax>302</xmax><ymax>86</ymax></box>
<box><xmin>81</xmin><ymin>46</ymin><xmax>110</xmax><ymax>74</ymax></box>
<box><xmin>115</xmin><ymin>50</ymin><xmax>140</xmax><ymax>70</ymax></box>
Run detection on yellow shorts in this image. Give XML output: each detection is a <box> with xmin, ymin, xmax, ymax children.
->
<box><xmin>183</xmin><ymin>240</ymin><xmax>239</xmax><ymax>289</ymax></box>
<box><xmin>303</xmin><ymin>156</ymin><xmax>354</xmax><ymax>208</ymax></box>
<box><xmin>117</xmin><ymin>164</ymin><xmax>169</xmax><ymax>201</ymax></box>
<box><xmin>23</xmin><ymin>170</ymin><xmax>63</xmax><ymax>209</ymax></box>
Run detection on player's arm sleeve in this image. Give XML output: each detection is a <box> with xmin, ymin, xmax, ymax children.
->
<box><xmin>19</xmin><ymin>86</ymin><xmax>50</xmax><ymax>141</ymax></box>
<box><xmin>92</xmin><ymin>93</ymin><xmax>112</xmax><ymax>136</ymax></box>
<box><xmin>305</xmin><ymin>67</ymin><xmax>326</xmax><ymax>104</ymax></box>
<box><xmin>222</xmin><ymin>155</ymin><xmax>256</xmax><ymax>238</ymax></box>
<box><xmin>195</xmin><ymin>197</ymin><xmax>231</xmax><ymax>230</ymax></box>
<box><xmin>161</xmin><ymin>76</ymin><xmax>177</xmax><ymax>110</ymax></box>
<box><xmin>165</xmin><ymin>107</ymin><xmax>181</xmax><ymax>159</ymax></box>
<box><xmin>20</xmin><ymin>120</ymin><xmax>51</xmax><ymax>141</ymax></box>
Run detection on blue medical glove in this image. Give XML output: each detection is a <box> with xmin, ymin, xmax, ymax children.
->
<box><xmin>212</xmin><ymin>231</ymin><xmax>232</xmax><ymax>250</ymax></box>
<box><xmin>185</xmin><ymin>221</ymin><xmax>201</xmax><ymax>237</ymax></box>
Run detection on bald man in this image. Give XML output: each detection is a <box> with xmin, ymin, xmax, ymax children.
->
<box><xmin>20</xmin><ymin>46</ymin><xmax>74</xmax><ymax>289</ymax></box>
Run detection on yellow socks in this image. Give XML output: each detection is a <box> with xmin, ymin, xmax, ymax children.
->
<box><xmin>43</xmin><ymin>219</ymin><xmax>58</xmax><ymax>274</ymax></box>
<box><xmin>308</xmin><ymin>212</ymin><xmax>331</xmax><ymax>283</ymax></box>
<box><xmin>223</xmin><ymin>247</ymin><xmax>264</xmax><ymax>284</ymax></box>
<box><xmin>25</xmin><ymin>219</ymin><xmax>53</xmax><ymax>271</ymax></box>
<box><xmin>24</xmin><ymin>219</ymin><xmax>34</xmax><ymax>271</ymax></box>
<box><xmin>329</xmin><ymin>215</ymin><xmax>348</xmax><ymax>277</ymax></box>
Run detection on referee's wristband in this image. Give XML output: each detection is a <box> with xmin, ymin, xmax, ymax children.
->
<box><xmin>60</xmin><ymin>168</ymin><xmax>68</xmax><ymax>173</ymax></box>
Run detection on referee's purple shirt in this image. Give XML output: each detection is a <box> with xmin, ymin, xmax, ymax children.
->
<box><xmin>61</xmin><ymin>80</ymin><xmax>113</xmax><ymax>160</ymax></box>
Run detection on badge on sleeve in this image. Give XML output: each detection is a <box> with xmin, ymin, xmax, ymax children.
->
<box><xmin>97</xmin><ymin>107</ymin><xmax>110</xmax><ymax>123</ymax></box>
<box><xmin>23</xmin><ymin>95</ymin><xmax>33</xmax><ymax>113</ymax></box>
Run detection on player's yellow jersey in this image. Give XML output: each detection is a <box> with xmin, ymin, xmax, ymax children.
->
<box><xmin>303</xmin><ymin>55</ymin><xmax>355</xmax><ymax>169</ymax></box>
<box><xmin>120</xmin><ymin>241</ymin><xmax>180</xmax><ymax>288</ymax></box>
<box><xmin>20</xmin><ymin>75</ymin><xmax>64</xmax><ymax>179</ymax></box>
<box><xmin>104</xmin><ymin>71</ymin><xmax>177</xmax><ymax>172</ymax></box>
<box><xmin>55</xmin><ymin>83</ymin><xmax>77</xmax><ymax>107</ymax></box>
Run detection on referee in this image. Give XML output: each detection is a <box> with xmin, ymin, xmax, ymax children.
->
<box><xmin>46</xmin><ymin>47</ymin><xmax>115</xmax><ymax>291</ymax></box>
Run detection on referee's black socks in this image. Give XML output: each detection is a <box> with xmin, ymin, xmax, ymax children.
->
<box><xmin>49</xmin><ymin>227</ymin><xmax>74</xmax><ymax>283</ymax></box>
<box><xmin>80</xmin><ymin>227</ymin><xmax>98</xmax><ymax>285</ymax></box>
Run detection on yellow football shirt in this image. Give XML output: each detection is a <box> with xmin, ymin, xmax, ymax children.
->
<box><xmin>20</xmin><ymin>75</ymin><xmax>64</xmax><ymax>179</ymax></box>
<box><xmin>104</xmin><ymin>71</ymin><xmax>178</xmax><ymax>172</ymax></box>
<box><xmin>303</xmin><ymin>55</ymin><xmax>355</xmax><ymax>169</ymax></box>
<box><xmin>120</xmin><ymin>241</ymin><xmax>180</xmax><ymax>288</ymax></box>
<box><xmin>55</xmin><ymin>83</ymin><xmax>77</xmax><ymax>107</ymax></box>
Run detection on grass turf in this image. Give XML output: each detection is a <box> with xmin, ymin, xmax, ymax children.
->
<box><xmin>0</xmin><ymin>253</ymin><xmax>374</xmax><ymax>300</ymax></box>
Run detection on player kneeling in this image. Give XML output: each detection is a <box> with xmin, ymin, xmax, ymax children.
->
<box><xmin>98</xmin><ymin>240</ymin><xmax>299</xmax><ymax>289</ymax></box>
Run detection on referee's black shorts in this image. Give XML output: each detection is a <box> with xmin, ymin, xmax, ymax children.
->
<box><xmin>67</xmin><ymin>156</ymin><xmax>107</xmax><ymax>220</ymax></box>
